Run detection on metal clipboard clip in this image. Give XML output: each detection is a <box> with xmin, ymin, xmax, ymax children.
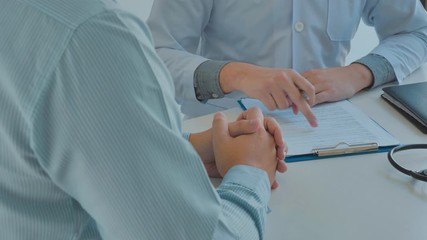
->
<box><xmin>313</xmin><ymin>142</ymin><xmax>379</xmax><ymax>157</ymax></box>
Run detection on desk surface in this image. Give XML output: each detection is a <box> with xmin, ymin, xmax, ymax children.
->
<box><xmin>183</xmin><ymin>64</ymin><xmax>427</xmax><ymax>240</ymax></box>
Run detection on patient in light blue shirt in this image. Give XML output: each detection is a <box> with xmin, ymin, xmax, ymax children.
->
<box><xmin>0</xmin><ymin>0</ymin><xmax>286</xmax><ymax>239</ymax></box>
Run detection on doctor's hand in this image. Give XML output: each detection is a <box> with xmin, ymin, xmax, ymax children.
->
<box><xmin>302</xmin><ymin>63</ymin><xmax>373</xmax><ymax>105</ymax></box>
<box><xmin>219</xmin><ymin>62</ymin><xmax>318</xmax><ymax>127</ymax></box>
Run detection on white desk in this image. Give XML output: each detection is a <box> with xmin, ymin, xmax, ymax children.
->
<box><xmin>183</xmin><ymin>64</ymin><xmax>427</xmax><ymax>240</ymax></box>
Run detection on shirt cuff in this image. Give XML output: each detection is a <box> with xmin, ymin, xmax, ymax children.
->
<box><xmin>221</xmin><ymin>165</ymin><xmax>271</xmax><ymax>205</ymax></box>
<box><xmin>182</xmin><ymin>132</ymin><xmax>190</xmax><ymax>141</ymax></box>
<box><xmin>193</xmin><ymin>60</ymin><xmax>230</xmax><ymax>102</ymax></box>
<box><xmin>353</xmin><ymin>53</ymin><xmax>397</xmax><ymax>88</ymax></box>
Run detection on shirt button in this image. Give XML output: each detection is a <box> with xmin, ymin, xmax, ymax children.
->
<box><xmin>212</xmin><ymin>93</ymin><xmax>219</xmax><ymax>98</ymax></box>
<box><xmin>294</xmin><ymin>21</ymin><xmax>304</xmax><ymax>32</ymax></box>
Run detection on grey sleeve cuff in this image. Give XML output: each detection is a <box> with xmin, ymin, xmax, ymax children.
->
<box><xmin>193</xmin><ymin>60</ymin><xmax>230</xmax><ymax>102</ymax></box>
<box><xmin>353</xmin><ymin>53</ymin><xmax>397</xmax><ymax>88</ymax></box>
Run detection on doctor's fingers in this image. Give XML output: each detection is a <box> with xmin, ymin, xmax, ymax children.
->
<box><xmin>258</xmin><ymin>93</ymin><xmax>279</xmax><ymax>112</ymax></box>
<box><xmin>287</xmin><ymin>71</ymin><xmax>316</xmax><ymax>106</ymax></box>
<box><xmin>270</xmin><ymin>87</ymin><xmax>291</xmax><ymax>110</ymax></box>
<box><xmin>310</xmin><ymin>80</ymin><xmax>332</xmax><ymax>105</ymax></box>
<box><xmin>277</xmin><ymin>74</ymin><xmax>318</xmax><ymax>127</ymax></box>
<box><xmin>314</xmin><ymin>90</ymin><xmax>331</xmax><ymax>105</ymax></box>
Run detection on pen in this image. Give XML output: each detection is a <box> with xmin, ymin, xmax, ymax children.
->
<box><xmin>301</xmin><ymin>91</ymin><xmax>310</xmax><ymax>102</ymax></box>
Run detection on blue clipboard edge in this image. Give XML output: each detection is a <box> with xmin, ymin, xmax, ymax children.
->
<box><xmin>285</xmin><ymin>146</ymin><xmax>396</xmax><ymax>163</ymax></box>
<box><xmin>238</xmin><ymin>99</ymin><xmax>248</xmax><ymax>110</ymax></box>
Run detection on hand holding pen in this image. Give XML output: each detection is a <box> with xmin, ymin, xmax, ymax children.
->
<box><xmin>219</xmin><ymin>62</ymin><xmax>318</xmax><ymax>127</ymax></box>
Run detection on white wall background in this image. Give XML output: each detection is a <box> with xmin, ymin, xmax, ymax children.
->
<box><xmin>117</xmin><ymin>0</ymin><xmax>378</xmax><ymax>65</ymax></box>
<box><xmin>346</xmin><ymin>22</ymin><xmax>378</xmax><ymax>64</ymax></box>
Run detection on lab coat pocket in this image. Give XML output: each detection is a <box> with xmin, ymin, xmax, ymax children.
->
<box><xmin>327</xmin><ymin>0</ymin><xmax>365</xmax><ymax>41</ymax></box>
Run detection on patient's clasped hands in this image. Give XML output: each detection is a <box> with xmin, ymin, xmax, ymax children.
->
<box><xmin>190</xmin><ymin>107</ymin><xmax>287</xmax><ymax>189</ymax></box>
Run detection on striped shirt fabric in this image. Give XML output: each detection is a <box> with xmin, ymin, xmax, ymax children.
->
<box><xmin>0</xmin><ymin>0</ymin><xmax>271</xmax><ymax>239</ymax></box>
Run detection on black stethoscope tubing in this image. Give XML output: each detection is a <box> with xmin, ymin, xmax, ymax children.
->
<box><xmin>388</xmin><ymin>144</ymin><xmax>427</xmax><ymax>182</ymax></box>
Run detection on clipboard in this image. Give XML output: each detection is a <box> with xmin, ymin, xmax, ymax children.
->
<box><xmin>286</xmin><ymin>142</ymin><xmax>394</xmax><ymax>162</ymax></box>
<box><xmin>238</xmin><ymin>98</ymin><xmax>399</xmax><ymax>162</ymax></box>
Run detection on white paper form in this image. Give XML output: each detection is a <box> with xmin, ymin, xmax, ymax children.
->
<box><xmin>239</xmin><ymin>99</ymin><xmax>399</xmax><ymax>157</ymax></box>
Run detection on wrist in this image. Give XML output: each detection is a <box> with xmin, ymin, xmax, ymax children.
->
<box><xmin>219</xmin><ymin>62</ymin><xmax>246</xmax><ymax>94</ymax></box>
<box><xmin>189</xmin><ymin>129</ymin><xmax>214</xmax><ymax>164</ymax></box>
<box><xmin>353</xmin><ymin>54</ymin><xmax>396</xmax><ymax>88</ymax></box>
<box><xmin>348</xmin><ymin>63</ymin><xmax>374</xmax><ymax>91</ymax></box>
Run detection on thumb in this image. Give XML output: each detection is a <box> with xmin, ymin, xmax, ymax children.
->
<box><xmin>212</xmin><ymin>112</ymin><xmax>231</xmax><ymax>145</ymax></box>
<box><xmin>228</xmin><ymin>119</ymin><xmax>260</xmax><ymax>137</ymax></box>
